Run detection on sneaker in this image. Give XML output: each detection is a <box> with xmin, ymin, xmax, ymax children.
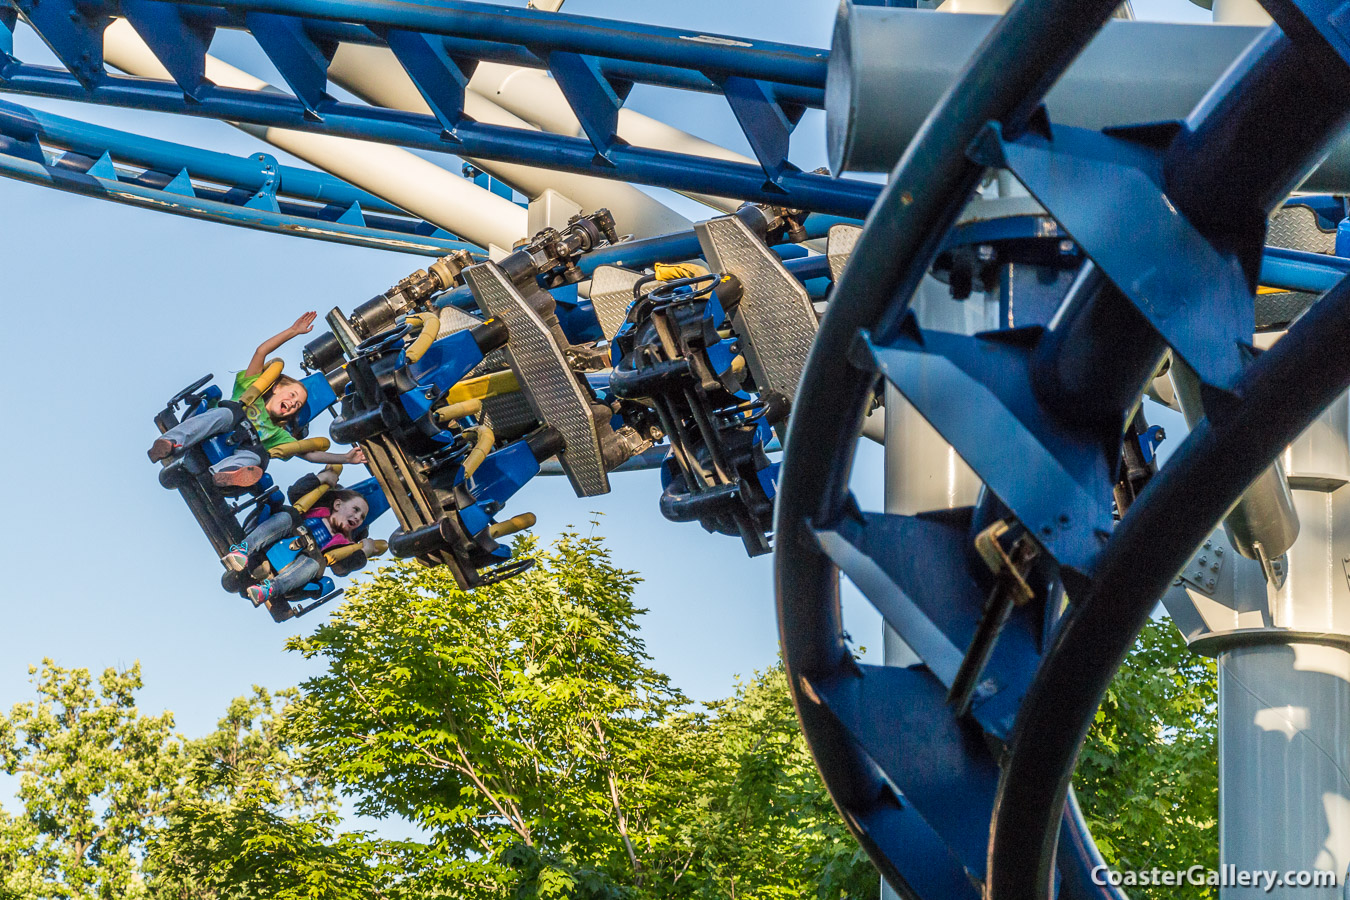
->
<box><xmin>222</xmin><ymin>543</ymin><xmax>251</xmax><ymax>573</ymax></box>
<box><xmin>246</xmin><ymin>580</ymin><xmax>279</xmax><ymax>608</ymax></box>
<box><xmin>212</xmin><ymin>466</ymin><xmax>263</xmax><ymax>488</ymax></box>
<box><xmin>147</xmin><ymin>438</ymin><xmax>179</xmax><ymax>463</ymax></box>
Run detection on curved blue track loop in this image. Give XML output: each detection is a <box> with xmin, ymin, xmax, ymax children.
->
<box><xmin>775</xmin><ymin>2</ymin><xmax>1350</xmax><ymax>900</ymax></box>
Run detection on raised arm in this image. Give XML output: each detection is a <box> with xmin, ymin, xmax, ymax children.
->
<box><xmin>245</xmin><ymin>312</ymin><xmax>317</xmax><ymax>377</ymax></box>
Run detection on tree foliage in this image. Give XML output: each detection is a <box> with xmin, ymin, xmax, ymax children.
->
<box><xmin>648</xmin><ymin>668</ymin><xmax>877</xmax><ymax>899</ymax></box>
<box><xmin>0</xmin><ymin>660</ymin><xmax>178</xmax><ymax>900</ymax></box>
<box><xmin>287</xmin><ymin>532</ymin><xmax>877</xmax><ymax>898</ymax></box>
<box><xmin>145</xmin><ymin>687</ymin><xmax>389</xmax><ymax>900</ymax></box>
<box><xmin>0</xmin><ymin>535</ymin><xmax>1220</xmax><ymax>900</ymax></box>
<box><xmin>1076</xmin><ymin>616</ymin><xmax>1218</xmax><ymax>900</ymax></box>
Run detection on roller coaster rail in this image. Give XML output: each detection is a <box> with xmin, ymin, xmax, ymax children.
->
<box><xmin>6</xmin><ymin>0</ymin><xmax>1350</xmax><ymax>898</ymax></box>
<box><xmin>0</xmin><ymin>0</ymin><xmax>882</xmax><ymax>216</ymax></box>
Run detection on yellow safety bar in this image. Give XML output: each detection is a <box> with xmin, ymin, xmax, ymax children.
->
<box><xmin>443</xmin><ymin>370</ymin><xmax>521</xmax><ymax>404</ymax></box>
<box><xmin>405</xmin><ymin>312</ymin><xmax>441</xmax><ymax>364</ymax></box>
<box><xmin>435</xmin><ymin>398</ymin><xmax>484</xmax><ymax>423</ymax></box>
<box><xmin>488</xmin><ymin>512</ymin><xmax>537</xmax><ymax>539</ymax></box>
<box><xmin>325</xmin><ymin>539</ymin><xmax>388</xmax><ymax>567</ymax></box>
<box><xmin>237</xmin><ymin>358</ymin><xmax>284</xmax><ymax>407</ymax></box>
<box><xmin>269</xmin><ymin>436</ymin><xmax>331</xmax><ymax>460</ymax></box>
<box><xmin>292</xmin><ymin>483</ymin><xmax>331</xmax><ymax>515</ymax></box>
<box><xmin>654</xmin><ymin>262</ymin><xmax>710</xmax><ymax>281</ymax></box>
<box><xmin>462</xmin><ymin>425</ymin><xmax>495</xmax><ymax>479</ymax></box>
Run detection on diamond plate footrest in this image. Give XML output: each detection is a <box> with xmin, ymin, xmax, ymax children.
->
<box><xmin>827</xmin><ymin>223</ymin><xmax>863</xmax><ymax>283</ymax></box>
<box><xmin>590</xmin><ymin>265</ymin><xmax>657</xmax><ymax>342</ymax></box>
<box><xmin>694</xmin><ymin>215</ymin><xmax>818</xmax><ymax>402</ymax></box>
<box><xmin>464</xmin><ymin>264</ymin><xmax>610</xmax><ymax>497</ymax></box>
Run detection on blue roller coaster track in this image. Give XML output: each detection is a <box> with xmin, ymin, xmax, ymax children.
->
<box><xmin>8</xmin><ymin>0</ymin><xmax>1350</xmax><ymax>897</ymax></box>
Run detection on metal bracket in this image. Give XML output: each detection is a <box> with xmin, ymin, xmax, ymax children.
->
<box><xmin>0</xmin><ymin>6</ymin><xmax>18</xmax><ymax>67</ymax></box>
<box><xmin>973</xmin><ymin>520</ymin><xmax>1037</xmax><ymax>607</ymax></box>
<box><xmin>385</xmin><ymin>29</ymin><xmax>475</xmax><ymax>140</ymax></box>
<box><xmin>1137</xmin><ymin>424</ymin><xmax>1166</xmax><ymax>465</ymax></box>
<box><xmin>163</xmin><ymin>167</ymin><xmax>195</xmax><ymax>197</ymax></box>
<box><xmin>720</xmin><ymin>75</ymin><xmax>804</xmax><ymax>186</ymax></box>
<box><xmin>14</xmin><ymin>0</ymin><xmax>108</xmax><ymax>88</ymax></box>
<box><xmin>246</xmin><ymin>11</ymin><xmax>333</xmax><ymax>119</ymax></box>
<box><xmin>547</xmin><ymin>51</ymin><xmax>632</xmax><ymax>164</ymax></box>
<box><xmin>243</xmin><ymin>153</ymin><xmax>281</xmax><ymax>210</ymax></box>
<box><xmin>1178</xmin><ymin>535</ymin><xmax>1226</xmax><ymax>595</ymax></box>
<box><xmin>969</xmin><ymin>119</ymin><xmax>1253</xmax><ymax>394</ymax></box>
<box><xmin>122</xmin><ymin>0</ymin><xmax>214</xmax><ymax>100</ymax></box>
<box><xmin>1259</xmin><ymin>0</ymin><xmax>1350</xmax><ymax>80</ymax></box>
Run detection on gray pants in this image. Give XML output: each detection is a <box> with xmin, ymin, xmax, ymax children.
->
<box><xmin>244</xmin><ymin>512</ymin><xmax>324</xmax><ymax>596</ymax></box>
<box><xmin>162</xmin><ymin>407</ymin><xmax>263</xmax><ymax>475</ymax></box>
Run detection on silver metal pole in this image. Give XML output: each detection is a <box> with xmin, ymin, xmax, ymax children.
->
<box><xmin>1164</xmin><ymin>391</ymin><xmax>1350</xmax><ymax>897</ymax></box>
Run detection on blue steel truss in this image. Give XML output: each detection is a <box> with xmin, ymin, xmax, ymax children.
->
<box><xmin>0</xmin><ymin>0</ymin><xmax>882</xmax><ymax>217</ymax></box>
<box><xmin>0</xmin><ymin>96</ymin><xmax>481</xmax><ymax>254</ymax></box>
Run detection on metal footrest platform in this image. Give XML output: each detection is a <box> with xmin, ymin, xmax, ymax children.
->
<box><xmin>464</xmin><ymin>264</ymin><xmax>611</xmax><ymax>497</ymax></box>
<box><xmin>590</xmin><ymin>265</ymin><xmax>656</xmax><ymax>342</ymax></box>
<box><xmin>694</xmin><ymin>215</ymin><xmax>819</xmax><ymax>403</ymax></box>
<box><xmin>827</xmin><ymin>223</ymin><xmax>863</xmax><ymax>283</ymax></box>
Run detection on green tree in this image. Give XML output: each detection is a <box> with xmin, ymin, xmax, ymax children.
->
<box><xmin>0</xmin><ymin>660</ymin><xmax>178</xmax><ymax>900</ymax></box>
<box><xmin>145</xmin><ymin>687</ymin><xmax>393</xmax><ymax>900</ymax></box>
<box><xmin>287</xmin><ymin>531</ymin><xmax>685</xmax><ymax>896</ymax></box>
<box><xmin>651</xmin><ymin>666</ymin><xmax>878</xmax><ymax>900</ymax></box>
<box><xmin>285</xmin><ymin>533</ymin><xmax>878</xmax><ymax>898</ymax></box>
<box><xmin>1076</xmin><ymin>616</ymin><xmax>1218</xmax><ymax>900</ymax></box>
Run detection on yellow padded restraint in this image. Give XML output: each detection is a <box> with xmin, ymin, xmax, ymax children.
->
<box><xmin>291</xmin><ymin>483</ymin><xmax>331</xmax><ymax>515</ymax></box>
<box><xmin>488</xmin><ymin>512</ymin><xmax>537</xmax><ymax>539</ymax></box>
<box><xmin>462</xmin><ymin>425</ymin><xmax>495</xmax><ymax>479</ymax></box>
<box><xmin>237</xmin><ymin>358</ymin><xmax>285</xmax><ymax>407</ymax></box>
<box><xmin>443</xmin><ymin>370</ymin><xmax>521</xmax><ymax>404</ymax></box>
<box><xmin>654</xmin><ymin>262</ymin><xmax>711</xmax><ymax>281</ymax></box>
<box><xmin>404</xmin><ymin>312</ymin><xmax>441</xmax><ymax>364</ymax></box>
<box><xmin>268</xmin><ymin>436</ymin><xmax>331</xmax><ymax>460</ymax></box>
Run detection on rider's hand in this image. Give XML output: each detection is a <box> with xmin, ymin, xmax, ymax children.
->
<box><xmin>287</xmin><ymin>311</ymin><xmax>318</xmax><ymax>337</ymax></box>
<box><xmin>361</xmin><ymin>538</ymin><xmax>382</xmax><ymax>556</ymax></box>
<box><xmin>343</xmin><ymin>447</ymin><xmax>367</xmax><ymax>465</ymax></box>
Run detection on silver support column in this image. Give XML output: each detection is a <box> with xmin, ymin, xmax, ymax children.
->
<box><xmin>1164</xmin><ymin>391</ymin><xmax>1350</xmax><ymax>897</ymax></box>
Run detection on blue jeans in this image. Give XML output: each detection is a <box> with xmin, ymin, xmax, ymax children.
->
<box><xmin>161</xmin><ymin>407</ymin><xmax>262</xmax><ymax>476</ymax></box>
<box><xmin>242</xmin><ymin>512</ymin><xmax>323</xmax><ymax>597</ymax></box>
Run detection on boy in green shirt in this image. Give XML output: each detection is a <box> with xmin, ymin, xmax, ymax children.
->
<box><xmin>149</xmin><ymin>312</ymin><xmax>363</xmax><ymax>486</ymax></box>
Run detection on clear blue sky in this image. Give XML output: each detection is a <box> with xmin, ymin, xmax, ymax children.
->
<box><xmin>0</xmin><ymin>0</ymin><xmax>1203</xmax><ymax>834</ymax></box>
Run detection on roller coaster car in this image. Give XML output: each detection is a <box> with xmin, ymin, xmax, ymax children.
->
<box><xmin>325</xmin><ymin>313</ymin><xmax>558</xmax><ymax>589</ymax></box>
<box><xmin>152</xmin><ymin>370</ymin><xmax>350</xmax><ymax>621</ymax></box>
<box><xmin>609</xmin><ymin>272</ymin><xmax>781</xmax><ymax>556</ymax></box>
